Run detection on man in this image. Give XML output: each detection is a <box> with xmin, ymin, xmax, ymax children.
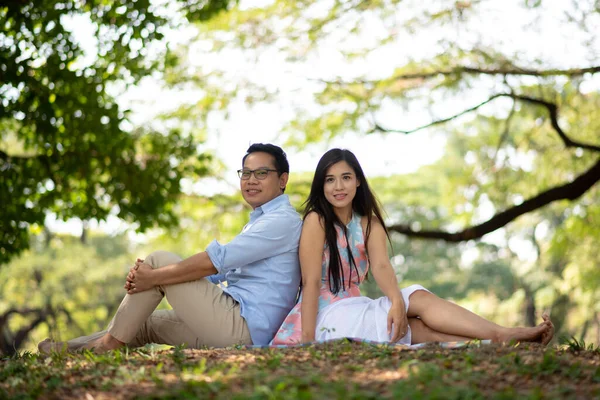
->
<box><xmin>39</xmin><ymin>143</ymin><xmax>302</xmax><ymax>352</ymax></box>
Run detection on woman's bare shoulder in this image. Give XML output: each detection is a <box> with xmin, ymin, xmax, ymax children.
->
<box><xmin>360</xmin><ymin>214</ymin><xmax>384</xmax><ymax>230</ymax></box>
<box><xmin>304</xmin><ymin>211</ymin><xmax>325</xmax><ymax>230</ymax></box>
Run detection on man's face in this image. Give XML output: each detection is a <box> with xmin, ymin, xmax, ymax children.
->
<box><xmin>240</xmin><ymin>152</ymin><xmax>288</xmax><ymax>209</ymax></box>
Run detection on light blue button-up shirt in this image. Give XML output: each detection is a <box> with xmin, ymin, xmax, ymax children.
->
<box><xmin>205</xmin><ymin>194</ymin><xmax>302</xmax><ymax>345</ymax></box>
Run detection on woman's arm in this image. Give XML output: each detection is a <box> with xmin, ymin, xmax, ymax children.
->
<box><xmin>366</xmin><ymin>219</ymin><xmax>408</xmax><ymax>342</ymax></box>
<box><xmin>300</xmin><ymin>212</ymin><xmax>326</xmax><ymax>343</ymax></box>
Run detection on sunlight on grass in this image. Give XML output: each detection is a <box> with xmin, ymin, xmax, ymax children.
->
<box><xmin>1</xmin><ymin>341</ymin><xmax>599</xmax><ymax>399</ymax></box>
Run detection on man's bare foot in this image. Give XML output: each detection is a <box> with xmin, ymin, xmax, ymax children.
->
<box><xmin>38</xmin><ymin>338</ymin><xmax>69</xmax><ymax>354</ymax></box>
<box><xmin>541</xmin><ymin>313</ymin><xmax>554</xmax><ymax>346</ymax></box>
<box><xmin>495</xmin><ymin>321</ymin><xmax>550</xmax><ymax>344</ymax></box>
<box><xmin>82</xmin><ymin>333</ymin><xmax>124</xmax><ymax>353</ymax></box>
<box><xmin>39</xmin><ymin>334</ymin><xmax>124</xmax><ymax>355</ymax></box>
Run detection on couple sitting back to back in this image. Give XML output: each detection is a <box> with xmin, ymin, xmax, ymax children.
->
<box><xmin>39</xmin><ymin>143</ymin><xmax>554</xmax><ymax>354</ymax></box>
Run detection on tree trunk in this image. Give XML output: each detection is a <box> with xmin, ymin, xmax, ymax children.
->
<box><xmin>81</xmin><ymin>220</ymin><xmax>88</xmax><ymax>244</ymax></box>
<box><xmin>523</xmin><ymin>286</ymin><xmax>537</xmax><ymax>327</ymax></box>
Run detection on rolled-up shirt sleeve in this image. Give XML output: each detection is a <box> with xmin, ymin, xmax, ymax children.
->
<box><xmin>206</xmin><ymin>273</ymin><xmax>227</xmax><ymax>284</ymax></box>
<box><xmin>206</xmin><ymin>214</ymin><xmax>299</xmax><ymax>275</ymax></box>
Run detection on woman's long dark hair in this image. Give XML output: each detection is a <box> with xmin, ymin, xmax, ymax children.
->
<box><xmin>304</xmin><ymin>148</ymin><xmax>391</xmax><ymax>294</ymax></box>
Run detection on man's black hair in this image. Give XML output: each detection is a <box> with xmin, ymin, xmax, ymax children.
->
<box><xmin>242</xmin><ymin>143</ymin><xmax>290</xmax><ymax>175</ymax></box>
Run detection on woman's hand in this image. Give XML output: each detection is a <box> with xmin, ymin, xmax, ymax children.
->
<box><xmin>365</xmin><ymin>220</ymin><xmax>410</xmax><ymax>342</ymax></box>
<box><xmin>387</xmin><ymin>300</ymin><xmax>408</xmax><ymax>342</ymax></box>
<box><xmin>124</xmin><ymin>258</ymin><xmax>155</xmax><ymax>294</ymax></box>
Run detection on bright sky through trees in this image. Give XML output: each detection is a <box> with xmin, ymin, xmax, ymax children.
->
<box><xmin>122</xmin><ymin>0</ymin><xmax>598</xmax><ymax>183</ymax></box>
<box><xmin>47</xmin><ymin>0</ymin><xmax>599</xmax><ymax>237</ymax></box>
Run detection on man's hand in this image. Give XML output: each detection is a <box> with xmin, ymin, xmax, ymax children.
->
<box><xmin>387</xmin><ymin>301</ymin><xmax>408</xmax><ymax>343</ymax></box>
<box><xmin>124</xmin><ymin>258</ymin><xmax>155</xmax><ymax>294</ymax></box>
<box><xmin>124</xmin><ymin>258</ymin><xmax>141</xmax><ymax>291</ymax></box>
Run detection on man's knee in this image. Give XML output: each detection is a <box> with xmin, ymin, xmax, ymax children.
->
<box><xmin>144</xmin><ymin>250</ymin><xmax>183</xmax><ymax>269</ymax></box>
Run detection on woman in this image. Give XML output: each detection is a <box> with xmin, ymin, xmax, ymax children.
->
<box><xmin>272</xmin><ymin>148</ymin><xmax>554</xmax><ymax>345</ymax></box>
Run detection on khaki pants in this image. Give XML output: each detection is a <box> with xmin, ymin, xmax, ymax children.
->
<box><xmin>65</xmin><ymin>251</ymin><xmax>252</xmax><ymax>350</ymax></box>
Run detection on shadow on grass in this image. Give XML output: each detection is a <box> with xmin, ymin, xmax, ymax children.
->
<box><xmin>1</xmin><ymin>340</ymin><xmax>599</xmax><ymax>399</ymax></box>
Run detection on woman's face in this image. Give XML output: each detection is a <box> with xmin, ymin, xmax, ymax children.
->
<box><xmin>323</xmin><ymin>161</ymin><xmax>360</xmax><ymax>211</ymax></box>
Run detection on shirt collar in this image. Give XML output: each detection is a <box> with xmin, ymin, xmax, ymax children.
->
<box><xmin>251</xmin><ymin>194</ymin><xmax>289</xmax><ymax>217</ymax></box>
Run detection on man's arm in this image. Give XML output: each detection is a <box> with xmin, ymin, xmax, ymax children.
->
<box><xmin>128</xmin><ymin>252</ymin><xmax>218</xmax><ymax>293</ymax></box>
<box><xmin>128</xmin><ymin>212</ymin><xmax>300</xmax><ymax>293</ymax></box>
<box><xmin>205</xmin><ymin>213</ymin><xmax>300</xmax><ymax>274</ymax></box>
<box><xmin>148</xmin><ymin>251</ymin><xmax>218</xmax><ymax>286</ymax></box>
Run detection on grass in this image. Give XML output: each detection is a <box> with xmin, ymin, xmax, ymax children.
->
<box><xmin>560</xmin><ymin>336</ymin><xmax>600</xmax><ymax>353</ymax></box>
<box><xmin>1</xmin><ymin>340</ymin><xmax>599</xmax><ymax>399</ymax></box>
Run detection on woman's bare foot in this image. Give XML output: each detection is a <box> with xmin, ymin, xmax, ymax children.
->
<box><xmin>540</xmin><ymin>313</ymin><xmax>554</xmax><ymax>346</ymax></box>
<box><xmin>495</xmin><ymin>321</ymin><xmax>550</xmax><ymax>344</ymax></box>
<box><xmin>38</xmin><ymin>338</ymin><xmax>68</xmax><ymax>354</ymax></box>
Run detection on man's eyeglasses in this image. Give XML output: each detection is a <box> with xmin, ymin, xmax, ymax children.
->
<box><xmin>237</xmin><ymin>169</ymin><xmax>278</xmax><ymax>180</ymax></box>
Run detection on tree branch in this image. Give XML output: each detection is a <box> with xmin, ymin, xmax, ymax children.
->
<box><xmin>506</xmin><ymin>93</ymin><xmax>600</xmax><ymax>152</ymax></box>
<box><xmin>388</xmin><ymin>157</ymin><xmax>600</xmax><ymax>241</ymax></box>
<box><xmin>373</xmin><ymin>92</ymin><xmax>600</xmax><ymax>152</ymax></box>
<box><xmin>0</xmin><ymin>307</ymin><xmax>44</xmax><ymax>324</ymax></box>
<box><xmin>0</xmin><ymin>306</ymin><xmax>53</xmax><ymax>356</ymax></box>
<box><xmin>470</xmin><ymin>65</ymin><xmax>600</xmax><ymax>76</ymax></box>
<box><xmin>386</xmin><ymin>65</ymin><xmax>600</xmax><ymax>82</ymax></box>
<box><xmin>322</xmin><ymin>66</ymin><xmax>600</xmax><ymax>88</ymax></box>
<box><xmin>12</xmin><ymin>307</ymin><xmax>53</xmax><ymax>352</ymax></box>
<box><xmin>493</xmin><ymin>97</ymin><xmax>517</xmax><ymax>162</ymax></box>
<box><xmin>0</xmin><ymin>149</ymin><xmax>40</xmax><ymax>161</ymax></box>
<box><xmin>371</xmin><ymin>94</ymin><xmax>503</xmax><ymax>134</ymax></box>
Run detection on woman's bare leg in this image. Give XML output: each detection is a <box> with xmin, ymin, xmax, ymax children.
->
<box><xmin>408</xmin><ymin>318</ymin><xmax>471</xmax><ymax>344</ymax></box>
<box><xmin>406</xmin><ymin>290</ymin><xmax>553</xmax><ymax>344</ymax></box>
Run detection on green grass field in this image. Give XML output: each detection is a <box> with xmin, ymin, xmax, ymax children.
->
<box><xmin>2</xmin><ymin>340</ymin><xmax>599</xmax><ymax>399</ymax></box>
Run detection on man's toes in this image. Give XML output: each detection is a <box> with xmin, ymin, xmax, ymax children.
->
<box><xmin>38</xmin><ymin>339</ymin><xmax>53</xmax><ymax>354</ymax></box>
<box><xmin>542</xmin><ymin>313</ymin><xmax>550</xmax><ymax>322</ymax></box>
<box><xmin>542</xmin><ymin>327</ymin><xmax>554</xmax><ymax>346</ymax></box>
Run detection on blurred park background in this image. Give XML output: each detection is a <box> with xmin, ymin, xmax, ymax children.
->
<box><xmin>1</xmin><ymin>0</ymin><xmax>599</xmax><ymax>356</ymax></box>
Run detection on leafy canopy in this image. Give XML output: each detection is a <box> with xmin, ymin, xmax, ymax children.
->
<box><xmin>0</xmin><ymin>0</ymin><xmax>236</xmax><ymax>264</ymax></box>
